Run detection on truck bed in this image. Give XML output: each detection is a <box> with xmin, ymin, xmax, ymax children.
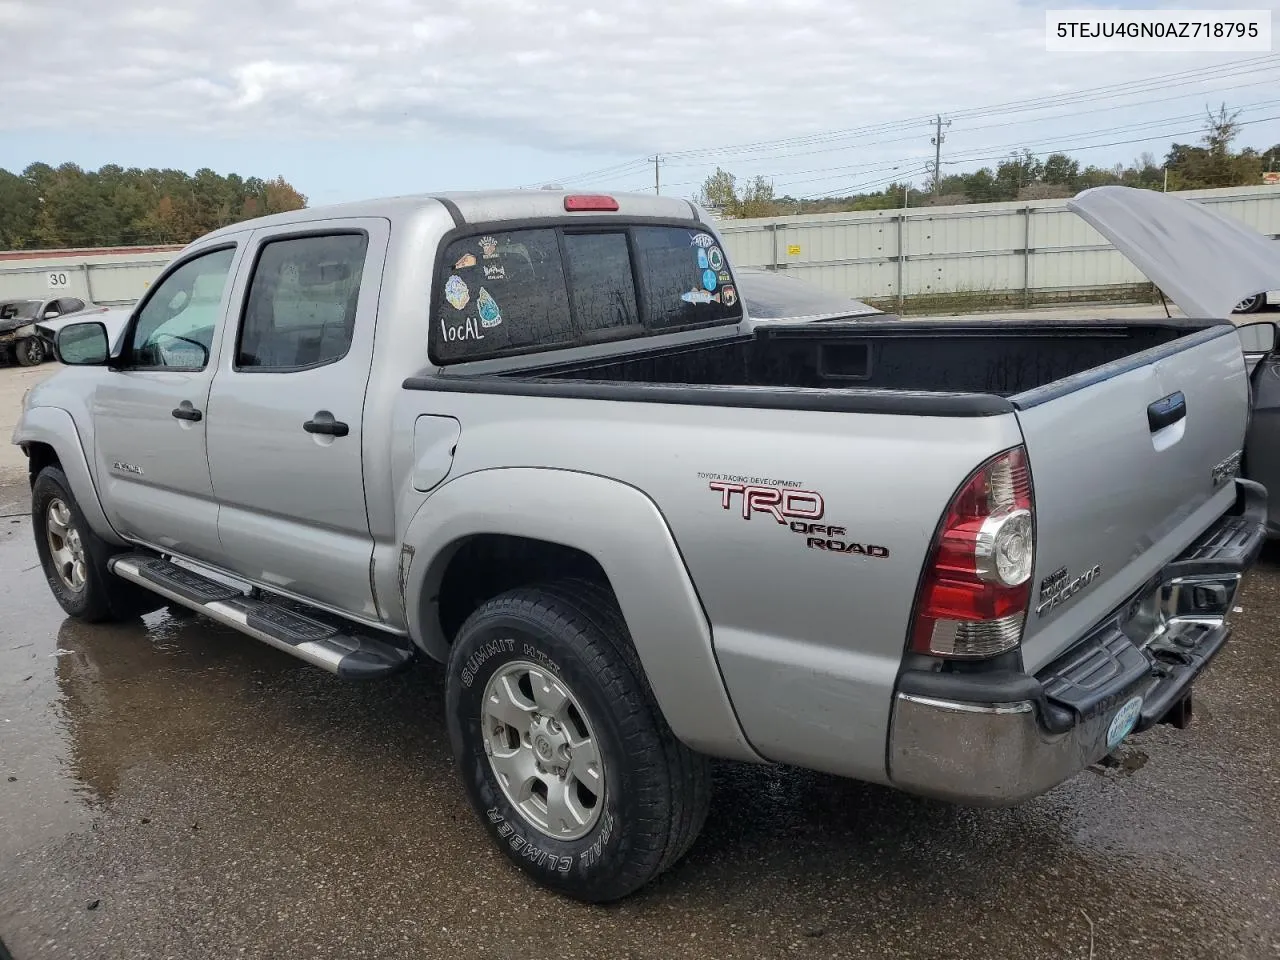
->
<box><xmin>513</xmin><ymin>318</ymin><xmax>1211</xmax><ymax>399</ymax></box>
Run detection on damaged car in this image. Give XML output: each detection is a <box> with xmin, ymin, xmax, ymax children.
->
<box><xmin>1</xmin><ymin>296</ymin><xmax>107</xmax><ymax>366</ymax></box>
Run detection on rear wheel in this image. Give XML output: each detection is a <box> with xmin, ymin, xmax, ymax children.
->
<box><xmin>14</xmin><ymin>336</ymin><xmax>47</xmax><ymax>366</ymax></box>
<box><xmin>445</xmin><ymin>580</ymin><xmax>711</xmax><ymax>902</ymax></box>
<box><xmin>32</xmin><ymin>466</ymin><xmax>160</xmax><ymax>621</ymax></box>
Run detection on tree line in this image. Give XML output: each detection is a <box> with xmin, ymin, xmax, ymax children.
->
<box><xmin>0</xmin><ymin>163</ymin><xmax>308</xmax><ymax>250</ymax></box>
<box><xmin>702</xmin><ymin>105</ymin><xmax>1280</xmax><ymax>218</ymax></box>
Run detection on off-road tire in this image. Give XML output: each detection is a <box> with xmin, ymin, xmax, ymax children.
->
<box><xmin>445</xmin><ymin>579</ymin><xmax>712</xmax><ymax>902</ymax></box>
<box><xmin>31</xmin><ymin>466</ymin><xmax>161</xmax><ymax>622</ymax></box>
<box><xmin>14</xmin><ymin>336</ymin><xmax>47</xmax><ymax>366</ymax></box>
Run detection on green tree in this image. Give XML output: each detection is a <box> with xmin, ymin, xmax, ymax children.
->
<box><xmin>1041</xmin><ymin>152</ymin><xmax>1080</xmax><ymax>187</ymax></box>
<box><xmin>738</xmin><ymin>176</ymin><xmax>779</xmax><ymax>218</ymax></box>
<box><xmin>0</xmin><ymin>163</ymin><xmax>308</xmax><ymax>249</ymax></box>
<box><xmin>699</xmin><ymin>167</ymin><xmax>740</xmax><ymax>216</ymax></box>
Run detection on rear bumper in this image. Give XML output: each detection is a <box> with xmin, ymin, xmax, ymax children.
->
<box><xmin>887</xmin><ymin>478</ymin><xmax>1266</xmax><ymax>807</ymax></box>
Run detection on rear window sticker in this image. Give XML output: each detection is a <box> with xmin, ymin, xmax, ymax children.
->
<box><xmin>718</xmin><ymin>271</ymin><xmax>732</xmax><ymax>284</ymax></box>
<box><xmin>455</xmin><ymin>253</ymin><xmax>477</xmax><ymax>270</ymax></box>
<box><xmin>702</xmin><ymin>269</ymin><xmax>718</xmax><ymax>292</ymax></box>
<box><xmin>721</xmin><ymin>284</ymin><xmax>738</xmax><ymax>307</ymax></box>
<box><xmin>477</xmin><ymin>287</ymin><xmax>502</xmax><ymax>328</ymax></box>
<box><xmin>682</xmin><ymin>288</ymin><xmax>722</xmax><ymax>305</ymax></box>
<box><xmin>440</xmin><ymin>316</ymin><xmax>485</xmax><ymax>343</ymax></box>
<box><xmin>483</xmin><ymin>263</ymin><xmax>507</xmax><ymax>281</ymax></box>
<box><xmin>697</xmin><ymin>248</ymin><xmax>709</xmax><ymax>270</ymax></box>
<box><xmin>479</xmin><ymin>236</ymin><xmax>499</xmax><ymax>259</ymax></box>
<box><xmin>691</xmin><ymin>232</ymin><xmax>715</xmax><ymax>248</ymax></box>
<box><xmin>445</xmin><ymin>275</ymin><xmax>470</xmax><ymax>310</ymax></box>
<box><xmin>707</xmin><ymin>247</ymin><xmax>725</xmax><ymax>271</ymax></box>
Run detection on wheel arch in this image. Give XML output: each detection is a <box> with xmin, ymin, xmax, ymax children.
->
<box><xmin>15</xmin><ymin>406</ymin><xmax>124</xmax><ymax>546</ymax></box>
<box><xmin>400</xmin><ymin>467</ymin><xmax>759</xmax><ymax>762</ymax></box>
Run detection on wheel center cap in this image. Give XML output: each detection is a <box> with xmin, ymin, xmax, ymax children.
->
<box><xmin>534</xmin><ymin>735</ymin><xmax>554</xmax><ymax>760</ymax></box>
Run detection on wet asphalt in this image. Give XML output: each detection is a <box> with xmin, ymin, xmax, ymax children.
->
<box><xmin>2</xmin><ymin>477</ymin><xmax>1280</xmax><ymax>960</ymax></box>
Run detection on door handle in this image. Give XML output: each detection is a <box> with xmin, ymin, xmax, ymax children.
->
<box><xmin>304</xmin><ymin>417</ymin><xmax>349</xmax><ymax>437</ymax></box>
<box><xmin>1147</xmin><ymin>391</ymin><xmax>1186</xmax><ymax>432</ymax></box>
<box><xmin>171</xmin><ymin>406</ymin><xmax>203</xmax><ymax>422</ymax></box>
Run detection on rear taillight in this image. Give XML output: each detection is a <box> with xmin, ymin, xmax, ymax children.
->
<box><xmin>909</xmin><ymin>446</ymin><xmax>1035</xmax><ymax>658</ymax></box>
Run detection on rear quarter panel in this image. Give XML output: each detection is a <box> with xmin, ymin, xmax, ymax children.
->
<box><xmin>392</xmin><ymin>388</ymin><xmax>1023</xmax><ymax>782</ymax></box>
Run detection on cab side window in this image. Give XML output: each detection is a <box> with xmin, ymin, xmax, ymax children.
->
<box><xmin>236</xmin><ymin>233</ymin><xmax>369</xmax><ymax>371</ymax></box>
<box><xmin>129</xmin><ymin>247</ymin><xmax>236</xmax><ymax>370</ymax></box>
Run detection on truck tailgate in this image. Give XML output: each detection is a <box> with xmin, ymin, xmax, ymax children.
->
<box><xmin>1013</xmin><ymin>325</ymin><xmax>1250</xmax><ymax>673</ymax></box>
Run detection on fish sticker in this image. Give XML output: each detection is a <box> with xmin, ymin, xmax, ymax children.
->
<box><xmin>479</xmin><ymin>236</ymin><xmax>499</xmax><ymax>259</ymax></box>
<box><xmin>707</xmin><ymin>247</ymin><xmax>724</xmax><ymax>271</ymax></box>
<box><xmin>455</xmin><ymin>253</ymin><xmax>477</xmax><ymax>270</ymax></box>
<box><xmin>702</xmin><ymin>269</ymin><xmax>718</xmax><ymax>292</ymax></box>
<box><xmin>477</xmin><ymin>287</ymin><xmax>502</xmax><ymax>327</ymax></box>
<box><xmin>444</xmin><ymin>274</ymin><xmax>469</xmax><ymax>310</ymax></box>
<box><xmin>484</xmin><ymin>263</ymin><xmax>506</xmax><ymax>281</ymax></box>
<box><xmin>691</xmin><ymin>232</ymin><xmax>715</xmax><ymax>248</ymax></box>
<box><xmin>721</xmin><ymin>284</ymin><xmax>738</xmax><ymax>307</ymax></box>
<box><xmin>697</xmin><ymin>248</ymin><xmax>709</xmax><ymax>269</ymax></box>
<box><xmin>681</xmin><ymin>288</ymin><xmax>722</xmax><ymax>305</ymax></box>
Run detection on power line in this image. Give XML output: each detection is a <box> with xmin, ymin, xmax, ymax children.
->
<box><xmin>516</xmin><ymin>156</ymin><xmax>651</xmax><ymax>189</ymax></box>
<box><xmin>516</xmin><ymin>59</ymin><xmax>1280</xmax><ymax>193</ymax></box>
<box><xmin>803</xmin><ymin>165</ymin><xmax>934</xmax><ymax>200</ymax></box>
<box><xmin>943</xmin><ymin>112</ymin><xmax>1280</xmax><ymax>168</ymax></box>
<box><xmin>657</xmin><ymin>56</ymin><xmax>1279</xmax><ymax>164</ymax></box>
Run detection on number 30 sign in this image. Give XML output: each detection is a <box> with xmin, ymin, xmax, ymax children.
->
<box><xmin>47</xmin><ymin>271</ymin><xmax>70</xmax><ymax>289</ymax></box>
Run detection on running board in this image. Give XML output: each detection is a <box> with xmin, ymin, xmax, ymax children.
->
<box><xmin>108</xmin><ymin>554</ymin><xmax>414</xmax><ymax>679</ymax></box>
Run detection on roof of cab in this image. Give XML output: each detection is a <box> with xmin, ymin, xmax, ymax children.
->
<box><xmin>198</xmin><ymin>189</ymin><xmax>704</xmax><ymax>243</ymax></box>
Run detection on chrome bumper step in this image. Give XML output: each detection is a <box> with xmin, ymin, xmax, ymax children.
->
<box><xmin>109</xmin><ymin>554</ymin><xmax>414</xmax><ymax>679</ymax></box>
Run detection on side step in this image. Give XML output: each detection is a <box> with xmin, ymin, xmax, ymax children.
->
<box><xmin>108</xmin><ymin>554</ymin><xmax>415</xmax><ymax>679</ymax></box>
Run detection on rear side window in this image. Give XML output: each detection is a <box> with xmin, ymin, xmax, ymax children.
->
<box><xmin>430</xmin><ymin>222</ymin><xmax>741</xmax><ymax>364</ymax></box>
<box><xmin>434</xmin><ymin>229</ymin><xmax>574</xmax><ymax>364</ymax></box>
<box><xmin>634</xmin><ymin>226</ymin><xmax>740</xmax><ymax>330</ymax></box>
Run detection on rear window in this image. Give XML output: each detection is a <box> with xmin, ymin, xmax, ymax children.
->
<box><xmin>431</xmin><ymin>223</ymin><xmax>741</xmax><ymax>364</ymax></box>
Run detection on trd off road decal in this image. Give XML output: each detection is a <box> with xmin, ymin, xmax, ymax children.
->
<box><xmin>699</xmin><ymin>473</ymin><xmax>889</xmax><ymax>559</ymax></box>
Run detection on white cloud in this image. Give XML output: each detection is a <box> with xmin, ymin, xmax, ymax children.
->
<box><xmin>2</xmin><ymin>0</ymin><xmax>1278</xmax><ymax>193</ymax></box>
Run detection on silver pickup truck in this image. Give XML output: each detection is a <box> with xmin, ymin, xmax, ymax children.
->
<box><xmin>12</xmin><ymin>186</ymin><xmax>1268</xmax><ymax>902</ymax></box>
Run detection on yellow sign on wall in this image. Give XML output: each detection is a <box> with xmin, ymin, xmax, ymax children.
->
<box><xmin>786</xmin><ymin>244</ymin><xmax>802</xmax><ymax>256</ymax></box>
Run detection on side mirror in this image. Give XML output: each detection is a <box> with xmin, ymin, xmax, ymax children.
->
<box><xmin>1238</xmin><ymin>320</ymin><xmax>1277</xmax><ymax>355</ymax></box>
<box><xmin>43</xmin><ymin>306</ymin><xmax>60</xmax><ymax>319</ymax></box>
<box><xmin>55</xmin><ymin>321</ymin><xmax>110</xmax><ymax>366</ymax></box>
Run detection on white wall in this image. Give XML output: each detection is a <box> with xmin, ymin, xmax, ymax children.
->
<box><xmin>714</xmin><ymin>185</ymin><xmax>1280</xmax><ymax>303</ymax></box>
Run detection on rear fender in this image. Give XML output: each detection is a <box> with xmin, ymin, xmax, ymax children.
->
<box><xmin>400</xmin><ymin>467</ymin><xmax>760</xmax><ymax>762</ymax></box>
<box><xmin>14</xmin><ymin>405</ymin><xmax>124</xmax><ymax>546</ymax></box>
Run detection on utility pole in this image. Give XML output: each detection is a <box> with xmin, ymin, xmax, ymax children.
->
<box><xmin>930</xmin><ymin>114</ymin><xmax>951</xmax><ymax>198</ymax></box>
<box><xmin>651</xmin><ymin>155</ymin><xmax>661</xmax><ymax>195</ymax></box>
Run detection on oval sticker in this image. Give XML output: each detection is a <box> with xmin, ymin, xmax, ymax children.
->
<box><xmin>1106</xmin><ymin>696</ymin><xmax>1144</xmax><ymax>750</ymax></box>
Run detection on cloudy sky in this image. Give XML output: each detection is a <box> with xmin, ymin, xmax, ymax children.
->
<box><xmin>1</xmin><ymin>0</ymin><xmax>1278</xmax><ymax>205</ymax></box>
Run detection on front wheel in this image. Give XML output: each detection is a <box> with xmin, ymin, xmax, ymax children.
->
<box><xmin>14</xmin><ymin>335</ymin><xmax>47</xmax><ymax>366</ymax></box>
<box><xmin>32</xmin><ymin>466</ymin><xmax>160</xmax><ymax>622</ymax></box>
<box><xmin>445</xmin><ymin>581</ymin><xmax>711</xmax><ymax>902</ymax></box>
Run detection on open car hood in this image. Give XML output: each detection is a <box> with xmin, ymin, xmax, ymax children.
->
<box><xmin>1067</xmin><ymin>185</ymin><xmax>1280</xmax><ymax>319</ymax></box>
